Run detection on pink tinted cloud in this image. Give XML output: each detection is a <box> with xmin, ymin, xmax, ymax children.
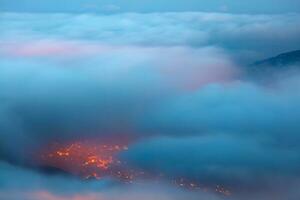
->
<box><xmin>152</xmin><ymin>47</ymin><xmax>240</xmax><ymax>90</ymax></box>
<box><xmin>0</xmin><ymin>40</ymin><xmax>115</xmax><ymax>57</ymax></box>
<box><xmin>32</xmin><ymin>191</ymin><xmax>102</xmax><ymax>200</ymax></box>
<box><xmin>0</xmin><ymin>40</ymin><xmax>239</xmax><ymax>90</ymax></box>
<box><xmin>0</xmin><ymin>191</ymin><xmax>103</xmax><ymax>200</ymax></box>
<box><xmin>1</xmin><ymin>188</ymin><xmax>209</xmax><ymax>200</ymax></box>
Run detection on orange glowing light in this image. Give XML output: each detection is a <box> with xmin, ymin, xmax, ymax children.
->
<box><xmin>39</xmin><ymin>140</ymin><xmax>231</xmax><ymax>196</ymax></box>
<box><xmin>40</xmin><ymin>141</ymin><xmax>128</xmax><ymax>179</ymax></box>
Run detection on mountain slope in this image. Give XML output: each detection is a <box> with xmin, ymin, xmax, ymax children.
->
<box><xmin>253</xmin><ymin>50</ymin><xmax>300</xmax><ymax>68</ymax></box>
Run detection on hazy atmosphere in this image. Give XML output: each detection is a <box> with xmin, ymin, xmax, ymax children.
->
<box><xmin>1</xmin><ymin>1</ymin><xmax>300</xmax><ymax>200</ymax></box>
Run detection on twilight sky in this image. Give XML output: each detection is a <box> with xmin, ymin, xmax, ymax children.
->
<box><xmin>1</xmin><ymin>0</ymin><xmax>300</xmax><ymax>13</ymax></box>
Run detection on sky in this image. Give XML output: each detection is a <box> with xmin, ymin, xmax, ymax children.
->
<box><xmin>1</xmin><ymin>1</ymin><xmax>300</xmax><ymax>200</ymax></box>
<box><xmin>1</xmin><ymin>0</ymin><xmax>300</xmax><ymax>13</ymax></box>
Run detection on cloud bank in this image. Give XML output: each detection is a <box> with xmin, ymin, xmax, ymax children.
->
<box><xmin>1</xmin><ymin>12</ymin><xmax>300</xmax><ymax>61</ymax></box>
<box><xmin>1</xmin><ymin>11</ymin><xmax>300</xmax><ymax>200</ymax></box>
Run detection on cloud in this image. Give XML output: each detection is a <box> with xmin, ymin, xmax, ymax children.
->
<box><xmin>0</xmin><ymin>161</ymin><xmax>220</xmax><ymax>200</ymax></box>
<box><xmin>1</xmin><ymin>12</ymin><xmax>300</xmax><ymax>62</ymax></box>
<box><xmin>140</xmin><ymin>78</ymin><xmax>300</xmax><ymax>140</ymax></box>
<box><xmin>0</xmin><ymin>11</ymin><xmax>300</xmax><ymax>200</ymax></box>
<box><xmin>0</xmin><ymin>42</ymin><xmax>239</xmax><ymax>165</ymax></box>
<box><xmin>1</xmin><ymin>158</ymin><xmax>300</xmax><ymax>200</ymax></box>
<box><xmin>122</xmin><ymin>136</ymin><xmax>300</xmax><ymax>185</ymax></box>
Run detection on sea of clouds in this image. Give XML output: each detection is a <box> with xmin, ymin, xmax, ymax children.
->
<box><xmin>1</xmin><ymin>12</ymin><xmax>300</xmax><ymax>200</ymax></box>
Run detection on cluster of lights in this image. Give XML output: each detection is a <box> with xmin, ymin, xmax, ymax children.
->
<box><xmin>41</xmin><ymin>141</ymin><xmax>128</xmax><ymax>178</ymax></box>
<box><xmin>41</xmin><ymin>141</ymin><xmax>231</xmax><ymax>197</ymax></box>
<box><xmin>169</xmin><ymin>177</ymin><xmax>231</xmax><ymax>196</ymax></box>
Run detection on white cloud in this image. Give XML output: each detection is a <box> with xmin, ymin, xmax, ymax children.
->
<box><xmin>1</xmin><ymin>12</ymin><xmax>300</xmax><ymax>61</ymax></box>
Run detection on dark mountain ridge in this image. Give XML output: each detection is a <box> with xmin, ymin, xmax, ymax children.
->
<box><xmin>253</xmin><ymin>50</ymin><xmax>300</xmax><ymax>68</ymax></box>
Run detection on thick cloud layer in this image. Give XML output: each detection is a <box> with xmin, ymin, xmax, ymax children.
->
<box><xmin>0</xmin><ymin>44</ymin><xmax>239</xmax><ymax>164</ymax></box>
<box><xmin>1</xmin><ymin>12</ymin><xmax>300</xmax><ymax>62</ymax></box>
<box><xmin>122</xmin><ymin>135</ymin><xmax>300</xmax><ymax>185</ymax></box>
<box><xmin>1</xmin><ymin>12</ymin><xmax>300</xmax><ymax>200</ymax></box>
<box><xmin>0</xmin><ymin>161</ymin><xmax>214</xmax><ymax>200</ymax></box>
<box><xmin>141</xmin><ymin>79</ymin><xmax>300</xmax><ymax>139</ymax></box>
